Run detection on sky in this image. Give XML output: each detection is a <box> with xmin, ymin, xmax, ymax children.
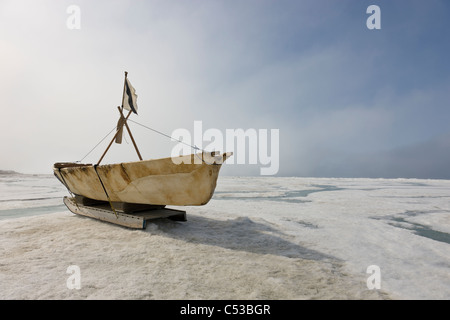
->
<box><xmin>1</xmin><ymin>0</ymin><xmax>450</xmax><ymax>178</ymax></box>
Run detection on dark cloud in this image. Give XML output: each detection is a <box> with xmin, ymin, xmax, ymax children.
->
<box><xmin>306</xmin><ymin>132</ymin><xmax>450</xmax><ymax>179</ymax></box>
<box><xmin>1</xmin><ymin>0</ymin><xmax>450</xmax><ymax>179</ymax></box>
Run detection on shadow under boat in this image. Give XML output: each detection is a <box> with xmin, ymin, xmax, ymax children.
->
<box><xmin>65</xmin><ymin>195</ymin><xmax>338</xmax><ymax>262</ymax></box>
<box><xmin>144</xmin><ymin>214</ymin><xmax>338</xmax><ymax>262</ymax></box>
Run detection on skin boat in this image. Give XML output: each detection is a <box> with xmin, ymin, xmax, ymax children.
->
<box><xmin>53</xmin><ymin>72</ymin><xmax>231</xmax><ymax>228</ymax></box>
<box><xmin>53</xmin><ymin>152</ymin><xmax>232</xmax><ymax>206</ymax></box>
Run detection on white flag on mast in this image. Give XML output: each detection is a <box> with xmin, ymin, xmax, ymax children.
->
<box><xmin>122</xmin><ymin>78</ymin><xmax>138</xmax><ymax>114</ymax></box>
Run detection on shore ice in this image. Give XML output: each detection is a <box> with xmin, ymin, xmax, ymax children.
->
<box><xmin>1</xmin><ymin>176</ymin><xmax>449</xmax><ymax>299</ymax></box>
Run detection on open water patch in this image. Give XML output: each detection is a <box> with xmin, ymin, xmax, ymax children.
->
<box><xmin>213</xmin><ymin>184</ymin><xmax>343</xmax><ymax>204</ymax></box>
<box><xmin>388</xmin><ymin>216</ymin><xmax>450</xmax><ymax>244</ymax></box>
<box><xmin>0</xmin><ymin>204</ymin><xmax>67</xmax><ymax>220</ymax></box>
<box><xmin>372</xmin><ymin>210</ymin><xmax>450</xmax><ymax>245</ymax></box>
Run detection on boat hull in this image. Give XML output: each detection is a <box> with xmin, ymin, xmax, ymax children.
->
<box><xmin>54</xmin><ymin>152</ymin><xmax>231</xmax><ymax>206</ymax></box>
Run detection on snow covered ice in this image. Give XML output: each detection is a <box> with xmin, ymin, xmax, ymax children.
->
<box><xmin>0</xmin><ymin>173</ymin><xmax>449</xmax><ymax>299</ymax></box>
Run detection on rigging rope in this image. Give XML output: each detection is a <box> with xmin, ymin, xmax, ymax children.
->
<box><xmin>78</xmin><ymin>126</ymin><xmax>117</xmax><ymax>163</ymax></box>
<box><xmin>93</xmin><ymin>164</ymin><xmax>119</xmax><ymax>219</ymax></box>
<box><xmin>127</xmin><ymin>119</ymin><xmax>204</xmax><ymax>152</ymax></box>
<box><xmin>77</xmin><ymin>119</ymin><xmax>215</xmax><ymax>164</ymax></box>
<box><xmin>127</xmin><ymin>119</ymin><xmax>220</xmax><ymax>164</ymax></box>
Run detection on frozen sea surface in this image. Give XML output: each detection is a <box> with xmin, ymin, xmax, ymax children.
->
<box><xmin>0</xmin><ymin>172</ymin><xmax>67</xmax><ymax>220</ymax></box>
<box><xmin>0</xmin><ymin>173</ymin><xmax>449</xmax><ymax>299</ymax></box>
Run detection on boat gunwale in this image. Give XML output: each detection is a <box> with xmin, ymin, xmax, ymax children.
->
<box><xmin>53</xmin><ymin>151</ymin><xmax>233</xmax><ymax>171</ymax></box>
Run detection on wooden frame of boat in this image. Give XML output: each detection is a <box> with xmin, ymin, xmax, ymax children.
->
<box><xmin>53</xmin><ymin>72</ymin><xmax>232</xmax><ymax>228</ymax></box>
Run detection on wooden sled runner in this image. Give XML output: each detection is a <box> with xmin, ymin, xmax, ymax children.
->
<box><xmin>64</xmin><ymin>196</ymin><xmax>187</xmax><ymax>229</ymax></box>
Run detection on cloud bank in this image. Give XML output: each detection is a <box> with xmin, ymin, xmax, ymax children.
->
<box><xmin>1</xmin><ymin>0</ymin><xmax>449</xmax><ymax>178</ymax></box>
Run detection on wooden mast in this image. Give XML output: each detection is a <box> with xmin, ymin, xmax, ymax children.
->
<box><xmin>121</xmin><ymin>71</ymin><xmax>129</xmax><ymax>110</ymax></box>
<box><xmin>97</xmin><ymin>109</ymin><xmax>133</xmax><ymax>165</ymax></box>
<box><xmin>115</xmin><ymin>71</ymin><xmax>129</xmax><ymax>144</ymax></box>
<box><xmin>97</xmin><ymin>71</ymin><xmax>143</xmax><ymax>165</ymax></box>
<box><xmin>118</xmin><ymin>106</ymin><xmax>143</xmax><ymax>161</ymax></box>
